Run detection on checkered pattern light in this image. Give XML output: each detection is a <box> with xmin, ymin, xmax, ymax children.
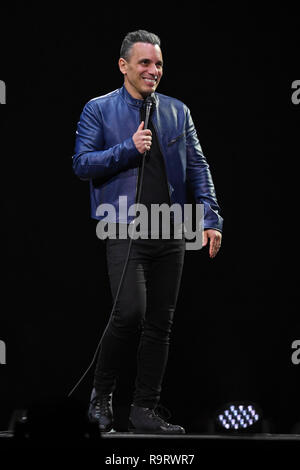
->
<box><xmin>217</xmin><ymin>403</ymin><xmax>260</xmax><ymax>431</ymax></box>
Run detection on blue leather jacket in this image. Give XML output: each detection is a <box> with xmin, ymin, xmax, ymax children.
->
<box><xmin>73</xmin><ymin>85</ymin><xmax>223</xmax><ymax>232</ymax></box>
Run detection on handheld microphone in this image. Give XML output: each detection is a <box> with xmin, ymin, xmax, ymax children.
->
<box><xmin>144</xmin><ymin>94</ymin><xmax>156</xmax><ymax>130</ymax></box>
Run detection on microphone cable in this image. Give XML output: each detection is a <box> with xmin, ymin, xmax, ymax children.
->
<box><xmin>68</xmin><ymin>95</ymin><xmax>155</xmax><ymax>397</ymax></box>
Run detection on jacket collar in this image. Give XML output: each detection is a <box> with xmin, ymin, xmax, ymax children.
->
<box><xmin>120</xmin><ymin>84</ymin><xmax>157</xmax><ymax>109</ymax></box>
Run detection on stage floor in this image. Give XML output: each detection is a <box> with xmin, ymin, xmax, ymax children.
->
<box><xmin>101</xmin><ymin>431</ymin><xmax>300</xmax><ymax>441</ymax></box>
<box><xmin>1</xmin><ymin>430</ymin><xmax>300</xmax><ymax>441</ymax></box>
<box><xmin>1</xmin><ymin>430</ymin><xmax>300</xmax><ymax>458</ymax></box>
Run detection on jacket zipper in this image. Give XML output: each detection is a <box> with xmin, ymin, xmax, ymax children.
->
<box><xmin>134</xmin><ymin>166</ymin><xmax>140</xmax><ymax>204</ymax></box>
<box><xmin>167</xmin><ymin>132</ymin><xmax>185</xmax><ymax>146</ymax></box>
<box><xmin>134</xmin><ymin>111</ymin><xmax>141</xmax><ymax>205</ymax></box>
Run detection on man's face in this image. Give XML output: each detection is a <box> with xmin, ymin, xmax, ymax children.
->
<box><xmin>119</xmin><ymin>42</ymin><xmax>163</xmax><ymax>99</ymax></box>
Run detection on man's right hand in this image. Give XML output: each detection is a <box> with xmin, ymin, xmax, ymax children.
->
<box><xmin>132</xmin><ymin>121</ymin><xmax>152</xmax><ymax>154</ymax></box>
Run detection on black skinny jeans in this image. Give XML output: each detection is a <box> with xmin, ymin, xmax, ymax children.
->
<box><xmin>94</xmin><ymin>235</ymin><xmax>185</xmax><ymax>408</ymax></box>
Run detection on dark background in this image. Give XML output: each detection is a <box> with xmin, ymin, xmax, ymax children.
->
<box><xmin>0</xmin><ymin>2</ymin><xmax>298</xmax><ymax>434</ymax></box>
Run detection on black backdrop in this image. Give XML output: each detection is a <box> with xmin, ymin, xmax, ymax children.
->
<box><xmin>0</xmin><ymin>3</ymin><xmax>297</xmax><ymax>435</ymax></box>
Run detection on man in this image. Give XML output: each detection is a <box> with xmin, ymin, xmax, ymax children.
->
<box><xmin>73</xmin><ymin>30</ymin><xmax>223</xmax><ymax>434</ymax></box>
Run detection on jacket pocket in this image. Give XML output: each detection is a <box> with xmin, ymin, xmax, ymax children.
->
<box><xmin>167</xmin><ymin>132</ymin><xmax>186</xmax><ymax>146</ymax></box>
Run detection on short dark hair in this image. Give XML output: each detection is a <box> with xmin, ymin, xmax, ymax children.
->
<box><xmin>120</xmin><ymin>30</ymin><xmax>161</xmax><ymax>61</ymax></box>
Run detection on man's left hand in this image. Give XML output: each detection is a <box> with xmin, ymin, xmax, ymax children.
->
<box><xmin>202</xmin><ymin>229</ymin><xmax>222</xmax><ymax>258</ymax></box>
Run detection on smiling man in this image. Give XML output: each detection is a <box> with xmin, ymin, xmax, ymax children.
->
<box><xmin>118</xmin><ymin>41</ymin><xmax>163</xmax><ymax>98</ymax></box>
<box><xmin>73</xmin><ymin>30</ymin><xmax>223</xmax><ymax>434</ymax></box>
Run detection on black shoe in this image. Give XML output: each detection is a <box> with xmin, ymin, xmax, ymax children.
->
<box><xmin>128</xmin><ymin>404</ymin><xmax>185</xmax><ymax>434</ymax></box>
<box><xmin>88</xmin><ymin>388</ymin><xmax>113</xmax><ymax>432</ymax></box>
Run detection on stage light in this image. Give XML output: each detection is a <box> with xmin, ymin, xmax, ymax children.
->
<box><xmin>215</xmin><ymin>402</ymin><xmax>262</xmax><ymax>432</ymax></box>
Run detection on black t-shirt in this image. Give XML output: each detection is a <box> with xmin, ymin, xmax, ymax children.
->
<box><xmin>138</xmin><ymin>107</ymin><xmax>170</xmax><ymax>205</ymax></box>
<box><xmin>136</xmin><ymin>106</ymin><xmax>177</xmax><ymax>237</ymax></box>
<box><xmin>112</xmin><ymin>106</ymin><xmax>182</xmax><ymax>239</ymax></box>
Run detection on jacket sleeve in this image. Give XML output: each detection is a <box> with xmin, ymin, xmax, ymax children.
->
<box><xmin>185</xmin><ymin>107</ymin><xmax>223</xmax><ymax>232</ymax></box>
<box><xmin>72</xmin><ymin>100</ymin><xmax>140</xmax><ymax>180</ymax></box>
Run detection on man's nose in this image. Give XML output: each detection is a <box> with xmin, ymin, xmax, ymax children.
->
<box><xmin>149</xmin><ymin>64</ymin><xmax>159</xmax><ymax>76</ymax></box>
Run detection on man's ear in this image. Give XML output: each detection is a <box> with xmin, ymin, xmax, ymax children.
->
<box><xmin>118</xmin><ymin>58</ymin><xmax>127</xmax><ymax>75</ymax></box>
